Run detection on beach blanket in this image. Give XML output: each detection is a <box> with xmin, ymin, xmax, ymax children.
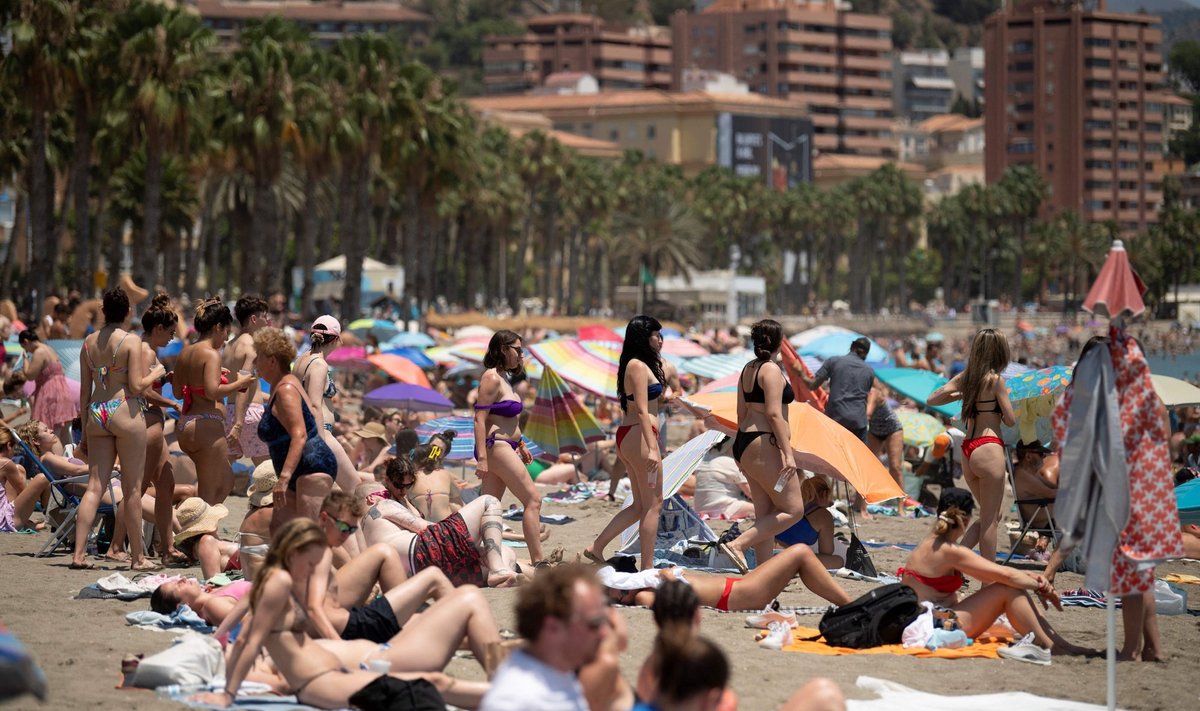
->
<box><xmin>1162</xmin><ymin>573</ymin><xmax>1200</xmax><ymax>585</ymax></box>
<box><xmin>1059</xmin><ymin>588</ymin><xmax>1119</xmax><ymax>609</ymax></box>
<box><xmin>159</xmin><ymin>681</ymin><xmax>324</xmax><ymax>711</ymax></box>
<box><xmin>846</xmin><ymin>675</ymin><xmax>1112</xmax><ymax>710</ymax></box>
<box><xmin>501</xmin><ymin>509</ymin><xmax>575</xmax><ymax>524</ymax></box>
<box><xmin>76</xmin><ymin>573</ymin><xmax>185</xmax><ymax>601</ymax></box>
<box><xmin>126</xmin><ymin>605</ymin><xmax>213</xmax><ymax>633</ymax></box>
<box><xmin>542</xmin><ymin>482</ymin><xmax>597</xmax><ymax>504</ymax></box>
<box><xmin>778</xmin><ymin>626</ymin><xmax>1012</xmax><ymax>659</ymax></box>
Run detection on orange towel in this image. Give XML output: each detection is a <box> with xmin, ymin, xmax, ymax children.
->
<box><xmin>775</xmin><ymin>626</ymin><xmax>1012</xmax><ymax>659</ymax></box>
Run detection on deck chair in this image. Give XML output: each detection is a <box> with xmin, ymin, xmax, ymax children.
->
<box><xmin>1002</xmin><ymin>453</ymin><xmax>1058</xmax><ymax>565</ymax></box>
<box><xmin>11</xmin><ymin>435</ymin><xmax>119</xmax><ymax>558</ymax></box>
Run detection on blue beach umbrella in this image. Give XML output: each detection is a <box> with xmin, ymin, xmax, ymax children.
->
<box><xmin>385</xmin><ymin>331</ymin><xmax>436</xmax><ymax>349</ymax></box>
<box><xmin>680</xmin><ymin>352</ymin><xmax>754</xmax><ymax>381</ymax></box>
<box><xmin>382</xmin><ymin>346</ymin><xmax>435</xmax><ymax>369</ymax></box>
<box><xmin>874</xmin><ymin>367</ymin><xmax>960</xmax><ymax>419</ymax></box>
<box><xmin>799</xmin><ymin>332</ymin><xmax>892</xmax><ymax>366</ymax></box>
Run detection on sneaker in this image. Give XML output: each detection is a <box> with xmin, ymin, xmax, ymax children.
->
<box><xmin>758</xmin><ymin>621</ymin><xmax>792</xmax><ymax>650</ymax></box>
<box><xmin>997</xmin><ymin>632</ymin><xmax>1052</xmax><ymax>665</ymax></box>
<box><xmin>746</xmin><ymin>609</ymin><xmax>797</xmax><ymax>630</ymax></box>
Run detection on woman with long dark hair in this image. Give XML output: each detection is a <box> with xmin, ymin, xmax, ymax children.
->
<box><xmin>17</xmin><ymin>329</ymin><xmax>78</xmax><ymax>444</ymax></box>
<box><xmin>928</xmin><ymin>328</ymin><xmax>1015</xmax><ymax>562</ymax></box>
<box><xmin>72</xmin><ymin>288</ymin><xmax>161</xmax><ymax>570</ymax></box>
<box><xmin>583</xmin><ymin>315</ymin><xmax>666</xmax><ymax>570</ymax></box>
<box><xmin>176</xmin><ymin>297</ymin><xmax>257</xmax><ymax>504</ymax></box>
<box><xmin>474</xmin><ymin>329</ymin><xmax>544</xmax><ymax>566</ymax></box>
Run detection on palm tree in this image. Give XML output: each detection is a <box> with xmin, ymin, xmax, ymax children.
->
<box><xmin>995</xmin><ymin>164</ymin><xmax>1048</xmax><ymax>308</ymax></box>
<box><xmin>615</xmin><ymin>196</ymin><xmax>704</xmax><ymax>310</ymax></box>
<box><xmin>512</xmin><ymin>131</ymin><xmax>567</xmax><ymax>311</ymax></box>
<box><xmin>109</xmin><ymin>0</ymin><xmax>214</xmax><ymax>296</ymax></box>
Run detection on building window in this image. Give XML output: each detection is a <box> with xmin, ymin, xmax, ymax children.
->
<box><xmin>1085</xmin><ymin>58</ymin><xmax>1111</xmax><ymax>69</ymax></box>
<box><xmin>1084</xmin><ymin>37</ymin><xmax>1111</xmax><ymax>48</ymax></box>
<box><xmin>1086</xmin><ymin>79</ymin><xmax>1111</xmax><ymax>89</ymax></box>
<box><xmin>609</xmin><ymin>128</ymin><xmax>619</xmax><ymax>141</ymax></box>
<box><xmin>1008</xmin><ymin>140</ymin><xmax>1035</xmax><ymax>154</ymax></box>
<box><xmin>1084</xmin><ymin>120</ymin><xmax>1112</xmax><ymax>131</ymax></box>
<box><xmin>646</xmin><ymin>124</ymin><xmax>656</xmax><ymax>139</ymax></box>
<box><xmin>1012</xmin><ymin>40</ymin><xmax>1034</xmax><ymax>53</ymax></box>
<box><xmin>1009</xmin><ymin>61</ymin><xmax>1034</xmax><ymax>72</ymax></box>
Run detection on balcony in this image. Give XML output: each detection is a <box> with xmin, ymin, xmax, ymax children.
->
<box><xmin>782</xmin><ymin>30</ymin><xmax>837</xmax><ymax>48</ymax></box>
<box><xmin>843</xmin><ymin>74</ymin><xmax>890</xmax><ymax>92</ymax></box>
<box><xmin>841</xmin><ymin>95</ymin><xmax>891</xmax><ymax>111</ymax></box>
<box><xmin>843</xmin><ymin>35</ymin><xmax>890</xmax><ymax>53</ymax></box>
<box><xmin>843</xmin><ymin>54</ymin><xmax>890</xmax><ymax>72</ymax></box>
<box><xmin>842</xmin><ymin>114</ymin><xmax>893</xmax><ymax>131</ymax></box>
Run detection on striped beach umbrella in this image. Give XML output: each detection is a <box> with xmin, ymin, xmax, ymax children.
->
<box><xmin>528</xmin><ymin>338</ymin><xmax>618</xmax><ymax>400</ymax></box>
<box><xmin>414</xmin><ymin>415</ymin><xmax>544</xmax><ymax>462</ymax></box>
<box><xmin>680</xmin><ymin>352</ymin><xmax>754</xmax><ymax>381</ymax></box>
<box><xmin>524</xmin><ymin>365</ymin><xmax>606</xmax><ymax>458</ymax></box>
<box><xmin>617</xmin><ymin>428</ymin><xmax>725</xmax><ymax>549</ymax></box>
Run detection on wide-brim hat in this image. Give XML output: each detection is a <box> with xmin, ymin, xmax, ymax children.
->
<box><xmin>355</xmin><ymin>421</ymin><xmax>388</xmax><ymax>442</ymax></box>
<box><xmin>247</xmin><ymin>460</ymin><xmax>279</xmax><ymax>508</ymax></box>
<box><xmin>174</xmin><ymin>497</ymin><xmax>229</xmax><ymax>543</ymax></box>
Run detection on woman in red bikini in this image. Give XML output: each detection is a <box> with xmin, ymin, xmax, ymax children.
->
<box><xmin>899</xmin><ymin>487</ymin><xmax>1090</xmax><ymax>665</ymax></box>
<box><xmin>176</xmin><ymin>297</ymin><xmax>256</xmax><ymax>505</ymax></box>
<box><xmin>584</xmin><ymin>315</ymin><xmax>668</xmax><ymax>570</ymax></box>
<box><xmin>474</xmin><ymin>329</ymin><xmax>544</xmax><ymax>566</ymax></box>
<box><xmin>928</xmin><ymin>328</ymin><xmax>1014</xmax><ymax>562</ymax></box>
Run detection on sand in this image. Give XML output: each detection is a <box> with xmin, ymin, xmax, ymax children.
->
<box><xmin>2</xmin><ymin>488</ymin><xmax>1198</xmax><ymax>711</ymax></box>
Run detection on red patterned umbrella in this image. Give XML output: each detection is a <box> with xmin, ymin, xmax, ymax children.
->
<box><xmin>1082</xmin><ymin>239</ymin><xmax>1146</xmax><ymax>319</ymax></box>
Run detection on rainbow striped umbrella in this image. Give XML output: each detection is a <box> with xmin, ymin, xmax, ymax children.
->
<box><xmin>617</xmin><ymin>429</ymin><xmax>725</xmax><ymax>550</ymax></box>
<box><xmin>578</xmin><ymin>324</ymin><xmax>622</xmax><ymax>342</ymax></box>
<box><xmin>326</xmin><ymin>346</ymin><xmax>373</xmax><ymax>370</ymax></box>
<box><xmin>423</xmin><ymin>346</ymin><xmax>463</xmax><ymax>366</ymax></box>
<box><xmin>680</xmin><ymin>352</ymin><xmax>754</xmax><ymax>380</ymax></box>
<box><xmin>524</xmin><ymin>365</ymin><xmax>606</xmax><ymax>458</ymax></box>
<box><xmin>414</xmin><ymin>415</ymin><xmax>544</xmax><ymax>462</ymax></box>
<box><xmin>528</xmin><ymin>338</ymin><xmax>618</xmax><ymax>400</ymax></box>
<box><xmin>662</xmin><ymin>337</ymin><xmax>710</xmax><ymax>358</ymax></box>
<box><xmin>449</xmin><ymin>344</ymin><xmax>542</xmax><ymax>379</ymax></box>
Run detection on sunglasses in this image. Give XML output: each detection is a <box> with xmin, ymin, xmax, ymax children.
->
<box><xmin>332</xmin><ymin>518</ymin><xmax>358</xmax><ymax>535</ymax></box>
<box><xmin>507</xmin><ymin>344</ymin><xmax>524</xmax><ymax>355</ymax></box>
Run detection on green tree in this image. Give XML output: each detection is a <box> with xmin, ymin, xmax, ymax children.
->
<box><xmin>995</xmin><ymin>164</ymin><xmax>1048</xmax><ymax>308</ymax></box>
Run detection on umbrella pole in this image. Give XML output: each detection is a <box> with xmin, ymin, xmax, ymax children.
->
<box><xmin>1106</xmin><ymin>592</ymin><xmax>1116</xmax><ymax>711</ymax></box>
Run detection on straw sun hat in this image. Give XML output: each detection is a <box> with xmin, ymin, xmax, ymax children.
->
<box><xmin>174</xmin><ymin>497</ymin><xmax>229</xmax><ymax>543</ymax></box>
<box><xmin>247</xmin><ymin>461</ymin><xmax>279</xmax><ymax>508</ymax></box>
<box><xmin>355</xmin><ymin>421</ymin><xmax>388</xmax><ymax>442</ymax></box>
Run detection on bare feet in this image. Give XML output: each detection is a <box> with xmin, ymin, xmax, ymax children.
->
<box><xmin>581</xmin><ymin>547</ymin><xmax>605</xmax><ymax>565</ymax></box>
<box><xmin>486</xmin><ymin>570</ymin><xmax>523</xmax><ymax>588</ymax></box>
<box><xmin>130</xmin><ymin>559</ymin><xmax>159</xmax><ymax>572</ymax></box>
<box><xmin>106</xmin><ymin>550</ymin><xmax>130</xmax><ymax>564</ymax></box>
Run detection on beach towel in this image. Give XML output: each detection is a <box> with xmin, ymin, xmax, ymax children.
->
<box><xmin>76</xmin><ymin>573</ymin><xmax>186</xmax><ymax>600</ymax></box>
<box><xmin>126</xmin><ymin>605</ymin><xmax>214</xmax><ymax>633</ymax></box>
<box><xmin>158</xmin><ymin>681</ymin><xmax>319</xmax><ymax>711</ymax></box>
<box><xmin>777</xmin><ymin>625</ymin><xmax>1011</xmax><ymax>659</ymax></box>
<box><xmin>845</xmin><ymin>675</ymin><xmax>1112</xmax><ymax>711</ymax></box>
<box><xmin>1162</xmin><ymin>573</ymin><xmax>1200</xmax><ymax>585</ymax></box>
<box><xmin>501</xmin><ymin>509</ymin><xmax>575</xmax><ymax>524</ymax></box>
<box><xmin>541</xmin><ymin>482</ymin><xmax>597</xmax><ymax>504</ymax></box>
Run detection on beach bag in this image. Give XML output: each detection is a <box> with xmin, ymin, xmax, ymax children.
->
<box><xmin>843</xmin><ymin>532</ymin><xmax>878</xmax><ymax>578</ymax></box>
<box><xmin>816</xmin><ymin>583</ymin><xmax>921</xmax><ymax>649</ymax></box>
<box><xmin>131</xmin><ymin>632</ymin><xmax>224</xmax><ymax>689</ymax></box>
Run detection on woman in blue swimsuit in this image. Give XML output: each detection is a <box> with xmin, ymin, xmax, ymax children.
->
<box><xmin>474</xmin><ymin>329</ymin><xmax>544</xmax><ymax>566</ymax></box>
<box><xmin>253</xmin><ymin>328</ymin><xmax>336</xmax><ymax>532</ymax></box>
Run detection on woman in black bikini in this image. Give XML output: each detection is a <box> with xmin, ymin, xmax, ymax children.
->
<box><xmin>252</xmin><ymin>328</ymin><xmax>337</xmax><ymax>532</ymax></box>
<box><xmin>721</xmin><ymin>319</ymin><xmax>803</xmax><ymax>573</ymax></box>
<box><xmin>584</xmin><ymin>315</ymin><xmax>667</xmax><ymax>570</ymax></box>
<box><xmin>928</xmin><ymin>328</ymin><xmax>1015</xmax><ymax>562</ymax></box>
<box><xmin>474</xmin><ymin>329</ymin><xmax>544</xmax><ymax>566</ymax></box>
<box><xmin>192</xmin><ymin>519</ymin><xmax>488</xmax><ymax>709</ymax></box>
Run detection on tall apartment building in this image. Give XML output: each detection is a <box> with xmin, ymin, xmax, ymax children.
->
<box><xmin>948</xmin><ymin>47</ymin><xmax>984</xmax><ymax>108</ymax></box>
<box><xmin>191</xmin><ymin>0</ymin><xmax>432</xmax><ymax>47</ymax></box>
<box><xmin>482</xmin><ymin>14</ymin><xmax>672</xmax><ymax>95</ymax></box>
<box><xmin>892</xmin><ymin>49</ymin><xmax>954</xmax><ymax>122</ymax></box>
<box><xmin>670</xmin><ymin>0</ymin><xmax>893</xmax><ymax>156</ymax></box>
<box><xmin>983</xmin><ymin>0</ymin><xmax>1165</xmax><ymax>233</ymax></box>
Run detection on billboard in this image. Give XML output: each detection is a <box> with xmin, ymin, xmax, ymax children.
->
<box><xmin>716</xmin><ymin>113</ymin><xmax>813</xmax><ymax>190</ymax></box>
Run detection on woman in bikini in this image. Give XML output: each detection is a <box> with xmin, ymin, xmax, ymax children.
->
<box><xmin>175</xmin><ymin>297</ymin><xmax>256</xmax><ymax>505</ymax></box>
<box><xmin>108</xmin><ymin>295</ymin><xmax>185</xmax><ymax>565</ymax></box>
<box><xmin>899</xmin><ymin>488</ymin><xmax>1089</xmax><ymax>665</ymax></box>
<box><xmin>474</xmin><ymin>329</ymin><xmax>544</xmax><ymax>566</ymax></box>
<box><xmin>775</xmin><ymin>475</ymin><xmax>844</xmax><ymax>569</ymax></box>
<box><xmin>17</xmin><ymin>329</ymin><xmax>78</xmax><ymax>444</ymax></box>
<box><xmin>295</xmin><ymin>315</ymin><xmax>363</xmax><ymax>493</ymax></box>
<box><xmin>928</xmin><ymin>328</ymin><xmax>1015</xmax><ymax>563</ymax></box>
<box><xmin>721</xmin><ymin>319</ymin><xmax>803</xmax><ymax>573</ymax></box>
<box><xmin>253</xmin><ymin>327</ymin><xmax>337</xmax><ymax>531</ymax></box>
<box><xmin>583</xmin><ymin>316</ymin><xmax>668</xmax><ymax>570</ymax></box>
<box><xmin>598</xmin><ymin>538</ymin><xmax>851</xmax><ymax>611</ymax></box>
<box><xmin>0</xmin><ymin>425</ymin><xmax>53</xmax><ymax>532</ymax></box>
<box><xmin>407</xmin><ymin>439</ymin><xmax>462</xmax><ymax>523</ymax></box>
<box><xmin>71</xmin><ymin>288</ymin><xmax>161</xmax><ymax>570</ymax></box>
<box><xmin>192</xmin><ymin>519</ymin><xmax>489</xmax><ymax>709</ymax></box>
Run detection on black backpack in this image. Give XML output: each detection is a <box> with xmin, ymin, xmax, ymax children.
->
<box><xmin>815</xmin><ymin>583</ymin><xmax>921</xmax><ymax>649</ymax></box>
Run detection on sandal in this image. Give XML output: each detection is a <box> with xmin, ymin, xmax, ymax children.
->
<box><xmin>581</xmin><ymin>548</ymin><xmax>605</xmax><ymax>565</ymax></box>
<box><xmin>68</xmin><ymin>560</ymin><xmax>95</xmax><ymax>570</ymax></box>
<box><xmin>719</xmin><ymin>543</ymin><xmax>749</xmax><ymax>574</ymax></box>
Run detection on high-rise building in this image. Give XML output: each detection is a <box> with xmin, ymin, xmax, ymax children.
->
<box><xmin>670</xmin><ymin>0</ymin><xmax>893</xmax><ymax>156</ymax></box>
<box><xmin>983</xmin><ymin>0</ymin><xmax>1165</xmax><ymax>233</ymax></box>
<box><xmin>947</xmin><ymin>47</ymin><xmax>984</xmax><ymax>108</ymax></box>
<box><xmin>191</xmin><ymin>0</ymin><xmax>432</xmax><ymax>47</ymax></box>
<box><xmin>892</xmin><ymin>49</ymin><xmax>954</xmax><ymax>122</ymax></box>
<box><xmin>481</xmin><ymin>14</ymin><xmax>673</xmax><ymax>95</ymax></box>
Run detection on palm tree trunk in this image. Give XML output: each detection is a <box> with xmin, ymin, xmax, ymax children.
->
<box><xmin>1011</xmin><ymin>223</ymin><xmax>1025</xmax><ymax>309</ymax></box>
<box><xmin>402</xmin><ymin>186</ymin><xmax>420</xmax><ymax>304</ymax></box>
<box><xmin>299</xmin><ymin>171</ymin><xmax>320</xmax><ymax>320</ymax></box>
<box><xmin>511</xmin><ymin>187</ymin><xmax>537</xmax><ymax>311</ymax></box>
<box><xmin>566</xmin><ymin>227</ymin><xmax>584</xmax><ymax>316</ymax></box>
<box><xmin>139</xmin><ymin>128</ymin><xmax>166</xmax><ymax>301</ymax></box>
<box><xmin>71</xmin><ymin>88</ymin><xmax>94</xmax><ymax>295</ymax></box>
<box><xmin>207</xmin><ymin>210</ymin><xmax>224</xmax><ymax>296</ymax></box>
<box><xmin>341</xmin><ymin>155</ymin><xmax>370</xmax><ymax>323</ymax></box>
<box><xmin>0</xmin><ymin>187</ymin><xmax>24</xmax><ymax>292</ymax></box>
<box><xmin>28</xmin><ymin>108</ymin><xmax>53</xmax><ymax>315</ymax></box>
<box><xmin>250</xmin><ymin>173</ymin><xmax>273</xmax><ymax>293</ymax></box>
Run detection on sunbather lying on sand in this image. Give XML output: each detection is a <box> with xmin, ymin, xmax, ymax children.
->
<box><xmin>597</xmin><ymin>541</ymin><xmax>852</xmax><ymax>610</ymax></box>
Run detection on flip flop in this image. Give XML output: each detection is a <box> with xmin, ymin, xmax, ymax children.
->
<box><xmin>68</xmin><ymin>561</ymin><xmax>95</xmax><ymax>570</ymax></box>
<box><xmin>719</xmin><ymin>543</ymin><xmax>749</xmax><ymax>574</ymax></box>
<box><xmin>581</xmin><ymin>549</ymin><xmax>605</xmax><ymax>565</ymax></box>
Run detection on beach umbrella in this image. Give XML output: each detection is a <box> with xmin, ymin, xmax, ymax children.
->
<box><xmin>697</xmin><ymin>371</ymin><xmax>740</xmax><ymax>394</ymax></box>
<box><xmin>799</xmin><ymin>332</ymin><xmax>892</xmax><ymax>366</ymax></box>
<box><xmin>1149</xmin><ymin>374</ymin><xmax>1200</xmax><ymax>408</ymax></box>
<box><xmin>381</xmin><ymin>346</ymin><xmax>435</xmax><ymax>369</ymax></box>
<box><xmin>455</xmin><ymin>325</ymin><xmax>494</xmax><ymax>340</ymax></box>
<box><xmin>1177</xmin><ymin>479</ymin><xmax>1200</xmax><ymax>527</ymax></box>
<box><xmin>1001</xmin><ymin>361</ymin><xmax>1033</xmax><ymax>379</ymax></box>
<box><xmin>423</xmin><ymin>346</ymin><xmax>463</xmax><ymax>366</ymax></box>
<box><xmin>156</xmin><ymin>339</ymin><xmax>184</xmax><ymax>359</ymax></box>
<box><xmin>1006</xmin><ymin>365</ymin><xmax>1073</xmax><ymax>404</ymax></box>
<box><xmin>874</xmin><ymin>367</ymin><xmax>960</xmax><ymax>419</ymax></box>
<box><xmin>660</xmin><ymin>327</ymin><xmax>682</xmax><ymax>338</ymax></box>
<box><xmin>528</xmin><ymin>338</ymin><xmax>618</xmax><ymax>400</ymax></box>
<box><xmin>661</xmin><ymin>337</ymin><xmax>710</xmax><ymax>358</ymax></box>
<box><xmin>1083</xmin><ymin>239</ymin><xmax>1147</xmax><ymax>320</ymax></box>
<box><xmin>578</xmin><ymin>324</ymin><xmax>622</xmax><ymax>342</ymax></box>
<box><xmin>895</xmin><ymin>410</ymin><xmax>944</xmax><ymax>448</ymax></box>
<box><xmin>326</xmin><ymin>346</ymin><xmax>373</xmax><ymax>370</ymax></box>
<box><xmin>578</xmin><ymin>340</ymin><xmax>622</xmax><ymax>365</ymax></box>
<box><xmin>362</xmin><ymin>383</ymin><xmax>452</xmax><ymax>412</ymax></box>
<box><xmin>781</xmin><ymin>339</ymin><xmax>827</xmax><ymax>410</ymax></box>
<box><xmin>788</xmin><ymin>324</ymin><xmax>855</xmax><ymax>348</ymax></box>
<box><xmin>414</xmin><ymin>415</ymin><xmax>544</xmax><ymax>462</ymax></box>
<box><xmin>348</xmin><ymin>318</ymin><xmax>400</xmax><ymax>340</ymax></box>
<box><xmin>617</xmin><ymin>429</ymin><xmax>725</xmax><ymax>550</ymax></box>
<box><xmin>33</xmin><ymin>340</ymin><xmax>84</xmax><ymax>382</ymax></box>
<box><xmin>682</xmin><ymin>393</ymin><xmax>905</xmax><ymax>504</ymax></box>
<box><xmin>384</xmin><ymin>331</ymin><xmax>436</xmax><ymax>349</ymax></box>
<box><xmin>680</xmin><ymin>352</ymin><xmax>754</xmax><ymax>380</ymax></box>
<box><xmin>524</xmin><ymin>364</ymin><xmax>606</xmax><ymax>458</ymax></box>
<box><xmin>367</xmin><ymin>354</ymin><xmax>432</xmax><ymax>388</ymax></box>
<box><xmin>449</xmin><ymin>344</ymin><xmax>487</xmax><ymax>363</ymax></box>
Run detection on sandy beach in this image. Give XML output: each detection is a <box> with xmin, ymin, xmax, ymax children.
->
<box><xmin>2</xmin><ymin>485</ymin><xmax>1198</xmax><ymax>711</ymax></box>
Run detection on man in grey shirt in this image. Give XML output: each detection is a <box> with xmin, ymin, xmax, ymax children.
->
<box><xmin>802</xmin><ymin>337</ymin><xmax>876</xmax><ymax>442</ymax></box>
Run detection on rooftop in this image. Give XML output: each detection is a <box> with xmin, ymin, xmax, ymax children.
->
<box><xmin>469</xmin><ymin>89</ymin><xmax>805</xmax><ymax>114</ymax></box>
<box><xmin>916</xmin><ymin>114</ymin><xmax>983</xmax><ymax>134</ymax></box>
<box><xmin>193</xmin><ymin>0</ymin><xmax>430</xmax><ymax>23</ymax></box>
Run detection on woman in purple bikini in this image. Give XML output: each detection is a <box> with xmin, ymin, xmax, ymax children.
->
<box><xmin>473</xmin><ymin>329</ymin><xmax>544</xmax><ymax>566</ymax></box>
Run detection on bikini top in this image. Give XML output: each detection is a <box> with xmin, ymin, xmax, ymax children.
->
<box><xmin>973</xmin><ymin>398</ymin><xmax>1001</xmax><ymax>414</ymax></box>
<box><xmin>300</xmin><ymin>355</ymin><xmax>337</xmax><ymax>399</ymax></box>
<box><xmin>896</xmin><ymin>566</ymin><xmax>966</xmax><ymax>595</ymax></box>
<box><xmin>620</xmin><ymin>382</ymin><xmax>664</xmax><ymax>412</ymax></box>
<box><xmin>83</xmin><ymin>332</ymin><xmax>132</xmax><ymax>389</ymax></box>
<box><xmin>272</xmin><ymin>591</ymin><xmax>309</xmax><ymax>634</ymax></box>
<box><xmin>475</xmin><ymin>399</ymin><xmax>523</xmax><ymax>418</ymax></box>
<box><xmin>742</xmin><ymin>361</ymin><xmax>794</xmax><ymax>406</ymax></box>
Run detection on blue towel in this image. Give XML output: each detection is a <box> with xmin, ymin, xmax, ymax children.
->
<box><xmin>126</xmin><ymin>605</ymin><xmax>214</xmax><ymax>633</ymax></box>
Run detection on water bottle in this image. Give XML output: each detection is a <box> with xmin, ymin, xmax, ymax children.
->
<box><xmin>773</xmin><ymin>468</ymin><xmax>791</xmax><ymax>493</ymax></box>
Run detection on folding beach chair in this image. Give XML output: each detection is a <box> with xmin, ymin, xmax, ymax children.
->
<box><xmin>10</xmin><ymin>434</ymin><xmax>118</xmax><ymax>558</ymax></box>
<box><xmin>1002</xmin><ymin>452</ymin><xmax>1058</xmax><ymax>565</ymax></box>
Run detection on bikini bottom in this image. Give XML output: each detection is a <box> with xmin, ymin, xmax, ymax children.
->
<box><xmin>615</xmin><ymin>424</ymin><xmax>658</xmax><ymax>449</ymax></box>
<box><xmin>732</xmin><ymin>430</ymin><xmax>777</xmax><ymax>463</ymax></box>
<box><xmin>716</xmin><ymin>577</ymin><xmax>737</xmax><ymax>612</ymax></box>
<box><xmin>88</xmin><ymin>396</ymin><xmax>146</xmax><ymax>433</ymax></box>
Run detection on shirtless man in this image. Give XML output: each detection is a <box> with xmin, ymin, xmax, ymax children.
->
<box><xmin>361</xmin><ymin>457</ymin><xmax>525</xmax><ymax>587</ymax></box>
<box><xmin>1012</xmin><ymin>441</ymin><xmax>1058</xmax><ymax>561</ymax></box>
<box><xmin>224</xmin><ymin>296</ymin><xmax>272</xmax><ymax>466</ymax></box>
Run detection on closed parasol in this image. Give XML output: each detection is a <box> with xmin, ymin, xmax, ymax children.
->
<box><xmin>1082</xmin><ymin>240</ymin><xmax>1146</xmax><ymax>319</ymax></box>
<box><xmin>524</xmin><ymin>365</ymin><xmax>606</xmax><ymax>458</ymax></box>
